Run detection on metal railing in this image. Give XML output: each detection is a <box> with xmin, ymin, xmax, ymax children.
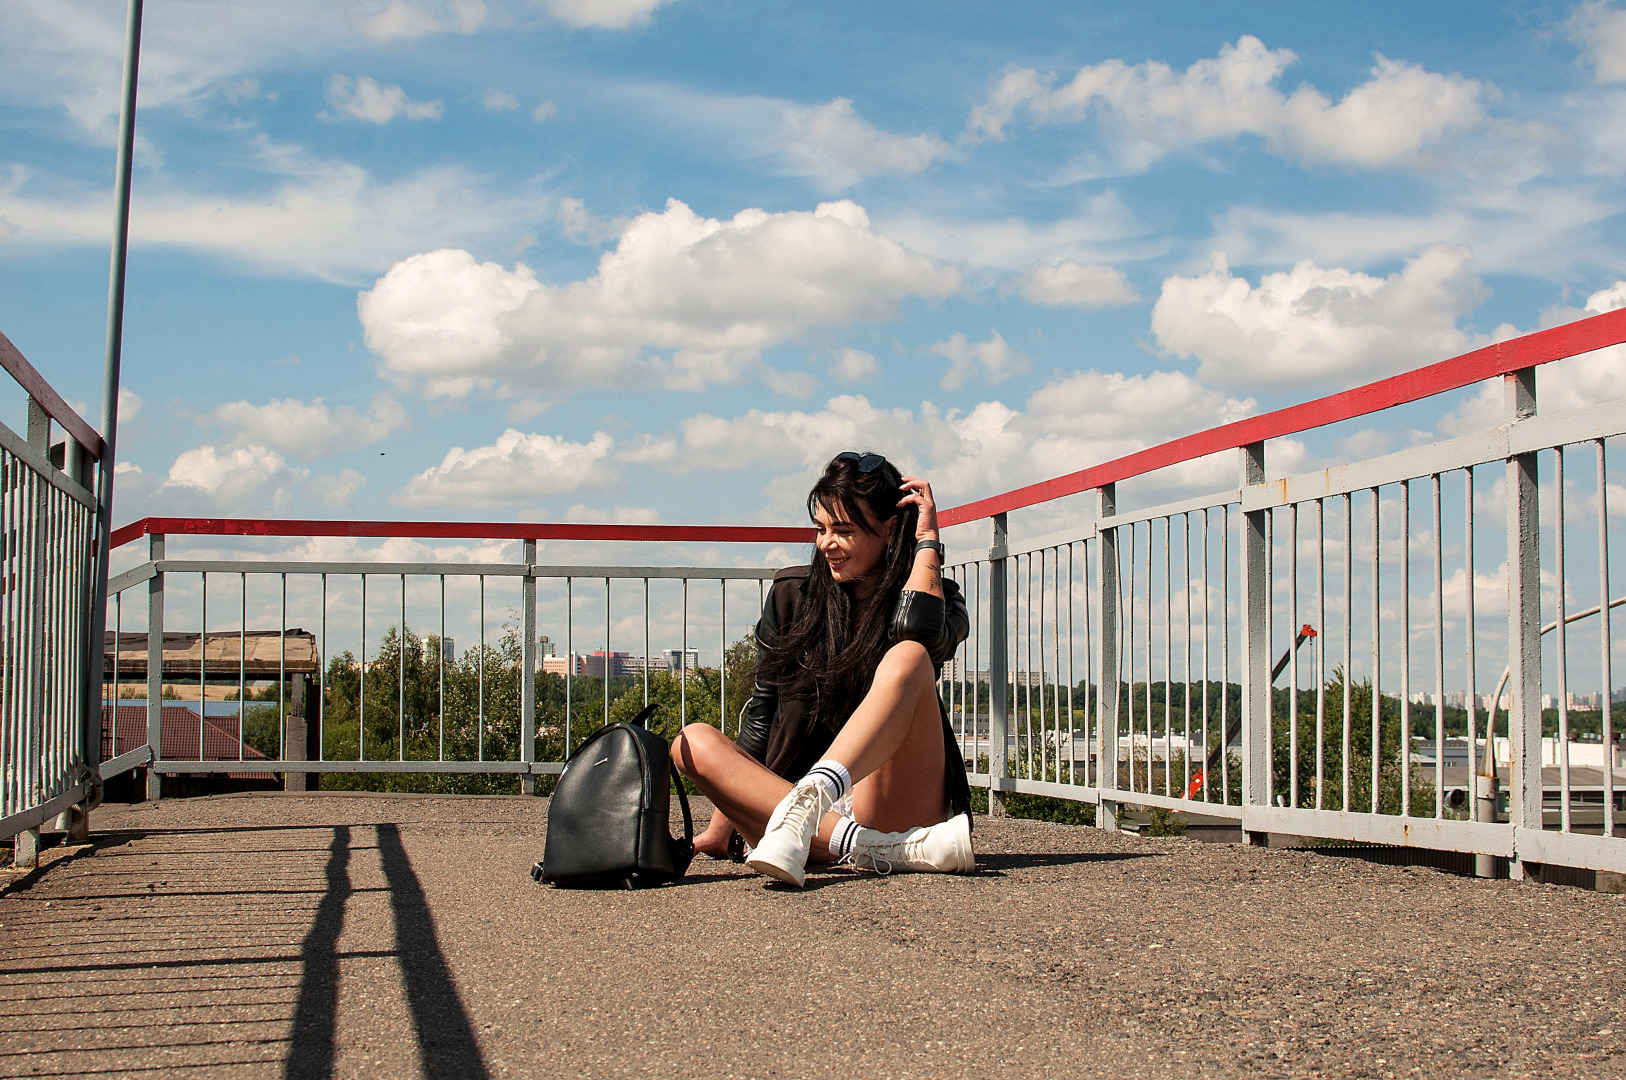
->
<box><xmin>1</xmin><ymin>331</ymin><xmax>109</xmax><ymax>860</ymax></box>
<box><xmin>939</xmin><ymin>306</ymin><xmax>1626</xmax><ymax>879</ymax></box>
<box><xmin>105</xmin><ymin>521</ymin><xmax>807</xmax><ymax>797</ymax></box>
<box><xmin>82</xmin><ymin>304</ymin><xmax>1626</xmax><ymax>883</ymax></box>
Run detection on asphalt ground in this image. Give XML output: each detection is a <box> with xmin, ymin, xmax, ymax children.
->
<box><xmin>2</xmin><ymin>793</ymin><xmax>1624</xmax><ymax>1079</ymax></box>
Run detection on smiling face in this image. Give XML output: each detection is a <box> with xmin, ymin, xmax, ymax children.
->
<box><xmin>813</xmin><ymin>499</ymin><xmax>896</xmax><ymax>588</ymax></box>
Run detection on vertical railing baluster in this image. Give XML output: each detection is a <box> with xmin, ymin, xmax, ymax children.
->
<box><xmin>1431</xmin><ymin>476</ymin><xmax>1445</xmax><ymax>817</ymax></box>
<box><xmin>399</xmin><ymin>574</ymin><xmax>406</xmax><ymax>761</ymax></box>
<box><xmin>1288</xmin><ymin>502</ymin><xmax>1299</xmax><ymax>808</ymax></box>
<box><xmin>1342</xmin><ymin>494</ymin><xmax>1353</xmax><ymax>811</ymax></box>
<box><xmin>319</xmin><ymin>573</ymin><xmax>327</xmax><ymax>764</ymax></box>
<box><xmin>1220</xmin><ymin>505</ymin><xmax>1231</xmax><ymax>804</ymax></box>
<box><xmin>1202</xmin><ymin>508</ymin><xmax>1212</xmax><ymax>802</ymax></box>
<box><xmin>1505</xmin><ymin>370</ymin><xmax>1541</xmax><ymax>872</ymax></box>
<box><xmin>1182</xmin><ymin>516</ymin><xmax>1193</xmax><ymax>801</ymax></box>
<box><xmin>1371</xmin><ymin>488</ymin><xmax>1381</xmax><ymax>815</ymax></box>
<box><xmin>643</xmin><ymin>578</ymin><xmax>651</xmax><ymax>707</ymax></box>
<box><xmin>360</xmin><ymin>574</ymin><xmax>367</xmax><ymax>762</ymax></box>
<box><xmin>1096</xmin><ymin>492</ymin><xmax>1118</xmax><ymax>826</ymax></box>
<box><xmin>1400</xmin><ymin>481</ymin><xmax>1411</xmax><ymax>819</ymax></box>
<box><xmin>238</xmin><ymin>573</ymin><xmax>246</xmax><ymax>761</ymax></box>
<box><xmin>523</xmin><ymin>555</ymin><xmax>538</xmax><ymax>789</ymax></box>
<box><xmin>1315</xmin><ymin>499</ymin><xmax>1326</xmax><ymax>810</ymax></box>
<box><xmin>1240</xmin><ymin>441</ymin><xmax>1269</xmax><ymax>839</ymax></box>
<box><xmin>438</xmin><ymin>574</ymin><xmax>446</xmax><ymax>762</ymax></box>
<box><xmin>681</xmin><ymin>578</ymin><xmax>689</xmax><ymax>726</ymax></box>
<box><xmin>199</xmin><ymin>571</ymin><xmax>207</xmax><ymax>761</ymax></box>
<box><xmin>1597</xmin><ymin>439</ymin><xmax>1614</xmax><ymax>840</ymax></box>
<box><xmin>1163</xmin><ymin>520</ymin><xmax>1173</xmax><ymax>796</ymax></box>
<box><xmin>478</xmin><ymin>576</ymin><xmax>486</xmax><ymax>761</ymax></box>
<box><xmin>1554</xmin><ymin>449</ymin><xmax>1570</xmax><ymax>832</ymax></box>
<box><xmin>719</xmin><ymin>579</ymin><xmax>726</xmax><ymax>734</ymax></box>
<box><xmin>565</xmin><ymin>576</ymin><xmax>574</xmax><ymax>756</ymax></box>
<box><xmin>146</xmin><ymin>533</ymin><xmax>163</xmax><ymax>800</ymax></box>
<box><xmin>988</xmin><ymin>513</ymin><xmax>1009</xmax><ymax>816</ymax></box>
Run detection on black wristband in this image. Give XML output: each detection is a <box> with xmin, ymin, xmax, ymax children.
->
<box><xmin>914</xmin><ymin>539</ymin><xmax>945</xmax><ymax>560</ymax></box>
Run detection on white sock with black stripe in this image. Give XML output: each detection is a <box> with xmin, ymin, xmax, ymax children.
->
<box><xmin>801</xmin><ymin>759</ymin><xmax>851</xmax><ymax>805</ymax></box>
<box><xmin>828</xmin><ymin>815</ymin><xmax>859</xmax><ymax>862</ymax></box>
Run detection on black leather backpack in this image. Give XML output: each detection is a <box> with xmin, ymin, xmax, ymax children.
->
<box><xmin>532</xmin><ymin>704</ymin><xmax>695</xmax><ymax>889</ymax></box>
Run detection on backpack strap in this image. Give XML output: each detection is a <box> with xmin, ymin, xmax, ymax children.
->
<box><xmin>670</xmin><ymin>769</ymin><xmax>694</xmax><ymax>844</ymax></box>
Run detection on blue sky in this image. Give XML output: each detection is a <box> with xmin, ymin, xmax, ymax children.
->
<box><xmin>4</xmin><ymin>0</ymin><xmax>1626</xmax><ymax>546</ymax></box>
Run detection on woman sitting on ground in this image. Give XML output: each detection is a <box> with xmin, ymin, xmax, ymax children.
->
<box><xmin>672</xmin><ymin>451</ymin><xmax>974</xmax><ymax>886</ymax></box>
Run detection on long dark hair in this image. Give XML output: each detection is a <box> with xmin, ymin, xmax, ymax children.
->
<box><xmin>754</xmin><ymin>452</ymin><xmax>919</xmax><ymax>733</ymax></box>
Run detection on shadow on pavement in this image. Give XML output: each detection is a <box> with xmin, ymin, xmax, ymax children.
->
<box><xmin>284</xmin><ymin>823</ymin><xmax>490</xmax><ymax>1080</ymax></box>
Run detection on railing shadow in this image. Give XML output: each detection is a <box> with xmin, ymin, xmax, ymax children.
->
<box><xmin>284</xmin><ymin>823</ymin><xmax>490</xmax><ymax>1080</ymax></box>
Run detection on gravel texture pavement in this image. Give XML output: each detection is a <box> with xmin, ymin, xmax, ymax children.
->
<box><xmin>2</xmin><ymin>792</ymin><xmax>1624</xmax><ymax>1079</ymax></box>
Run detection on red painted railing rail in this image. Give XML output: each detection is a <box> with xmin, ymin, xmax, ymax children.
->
<box><xmin>110</xmin><ymin>307</ymin><xmax>1626</xmax><ymax>547</ymax></box>
<box><xmin>938</xmin><ymin>306</ymin><xmax>1626</xmax><ymax>527</ymax></box>
<box><xmin>110</xmin><ymin>517</ymin><xmax>813</xmax><ymax>550</ymax></box>
<box><xmin>1</xmin><ymin>329</ymin><xmax>105</xmax><ymax>460</ymax></box>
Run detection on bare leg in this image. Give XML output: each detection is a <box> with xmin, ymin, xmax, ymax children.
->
<box><xmin>671</xmin><ymin>725</ymin><xmax>842</xmax><ymax>858</ymax></box>
<box><xmin>693</xmin><ymin>809</ymin><xmax>736</xmax><ymax>858</ymax></box>
<box><xmin>828</xmin><ymin>640</ymin><xmax>948</xmax><ymax>831</ymax></box>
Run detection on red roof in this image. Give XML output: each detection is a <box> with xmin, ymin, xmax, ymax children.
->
<box><xmin>102</xmin><ymin>705</ymin><xmax>272</xmax><ymax>769</ymax></box>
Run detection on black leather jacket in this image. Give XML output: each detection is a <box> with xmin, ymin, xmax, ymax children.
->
<box><xmin>735</xmin><ymin>571</ymin><xmax>969</xmax><ymax>764</ymax></box>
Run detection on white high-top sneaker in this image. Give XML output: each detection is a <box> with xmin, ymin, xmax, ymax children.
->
<box><xmin>850</xmin><ymin>813</ymin><xmax>975</xmax><ymax>874</ymax></box>
<box><xmin>746</xmin><ymin>782</ymin><xmax>833</xmax><ymax>887</ymax></box>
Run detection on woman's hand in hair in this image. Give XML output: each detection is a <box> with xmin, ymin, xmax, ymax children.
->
<box><xmin>898</xmin><ymin>476</ymin><xmax>944</xmax><ymax>598</ymax></box>
<box><xmin>897</xmin><ymin>476</ymin><xmax>939</xmax><ymax>542</ymax></box>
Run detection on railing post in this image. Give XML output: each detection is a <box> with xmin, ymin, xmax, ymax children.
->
<box><xmin>1097</xmin><ymin>484</ymin><xmax>1121</xmax><ymax>832</ymax></box>
<box><xmin>986</xmin><ymin>513</ymin><xmax>1008</xmax><ymax>816</ymax></box>
<box><xmin>145</xmin><ymin>532</ymin><xmax>163</xmax><ymax>801</ymax></box>
<box><xmin>521</xmin><ymin>538</ymin><xmax>536</xmax><ymax>795</ymax></box>
<box><xmin>13</xmin><ymin>398</ymin><xmax>51</xmax><ymax>867</ymax></box>
<box><xmin>1504</xmin><ymin>367</ymin><xmax>1541</xmax><ymax>880</ymax></box>
<box><xmin>1240</xmin><ymin>442</ymin><xmax>1271</xmax><ymax>845</ymax></box>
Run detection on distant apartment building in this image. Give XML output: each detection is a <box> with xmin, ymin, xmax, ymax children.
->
<box><xmin>662</xmin><ymin>648</ymin><xmax>701</xmax><ymax>674</ymax></box>
<box><xmin>440</xmin><ymin>637</ymin><xmax>455</xmax><ymax>662</ymax></box>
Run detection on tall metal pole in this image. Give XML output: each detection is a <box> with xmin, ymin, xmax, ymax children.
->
<box><xmin>83</xmin><ymin>0</ymin><xmax>145</xmax><ymax>775</ymax></box>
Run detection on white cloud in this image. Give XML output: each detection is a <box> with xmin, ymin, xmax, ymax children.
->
<box><xmin>829</xmin><ymin>347</ymin><xmax>879</xmax><ymax>383</ymax></box>
<box><xmin>0</xmin><ymin>144</ymin><xmax>548</xmax><ymax>280</ymax></box>
<box><xmin>358</xmin><ymin>198</ymin><xmax>960</xmax><ymax>398</ymax></box>
<box><xmin>1203</xmin><ymin>188</ymin><xmax>1623</xmax><ymax>282</ymax></box>
<box><xmin>117</xmin><ymin>388</ymin><xmax>143</xmax><ymax>422</ymax></box>
<box><xmin>624</xmin><ymin>369</ymin><xmax>1259</xmax><ymax>519</ymax></box>
<box><xmin>930</xmin><ymin>331</ymin><xmax>1028</xmax><ymax>390</ymax></box>
<box><xmin>1570</xmin><ymin>1</ymin><xmax>1626</xmax><ymax>84</ymax></box>
<box><xmin>483</xmin><ymin>88</ymin><xmax>520</xmax><ymax>111</ymax></box>
<box><xmin>323</xmin><ymin>75</ymin><xmax>443</xmax><ymax>124</ymax></box>
<box><xmin>394</xmin><ymin>429</ymin><xmax>616</xmax><ymax>507</ymax></box>
<box><xmin>1019</xmin><ymin>260</ymin><xmax>1138</xmax><ymax>307</ymax></box>
<box><xmin>160</xmin><ymin>443</ymin><xmax>309</xmax><ymax>513</ymax></box>
<box><xmin>306</xmin><ymin>469</ymin><xmax>367</xmax><ymax>507</ymax></box>
<box><xmin>616</xmin><ymin>86</ymin><xmax>950</xmax><ymax>190</ymax></box>
<box><xmin>356</xmin><ymin>0</ymin><xmax>487</xmax><ymax>40</ymax></box>
<box><xmin>531</xmin><ymin>99</ymin><xmax>560</xmax><ymax>122</ymax></box>
<box><xmin>778</xmin><ymin>98</ymin><xmax>949</xmax><ymax>189</ymax></box>
<box><xmin>542</xmin><ymin>0</ymin><xmax>677</xmax><ymax>29</ymax></box>
<box><xmin>1151</xmin><ymin>245</ymin><xmax>1504</xmax><ymax>390</ymax></box>
<box><xmin>1441</xmin><ymin>279</ymin><xmax>1626</xmax><ymax>436</ymax></box>
<box><xmin>556</xmin><ymin>196</ymin><xmax>625</xmax><ymax>244</ymax></box>
<box><xmin>208</xmin><ymin>395</ymin><xmax>409</xmax><ymax>458</ymax></box>
<box><xmin>967</xmin><ymin>36</ymin><xmax>1488</xmax><ymax>169</ymax></box>
<box><xmin>880</xmin><ymin>191</ymin><xmax>1160</xmax><ymax>273</ymax></box>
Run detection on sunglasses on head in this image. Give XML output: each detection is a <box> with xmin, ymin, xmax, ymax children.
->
<box><xmin>834</xmin><ymin>451</ymin><xmax>887</xmax><ymax>474</ymax></box>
